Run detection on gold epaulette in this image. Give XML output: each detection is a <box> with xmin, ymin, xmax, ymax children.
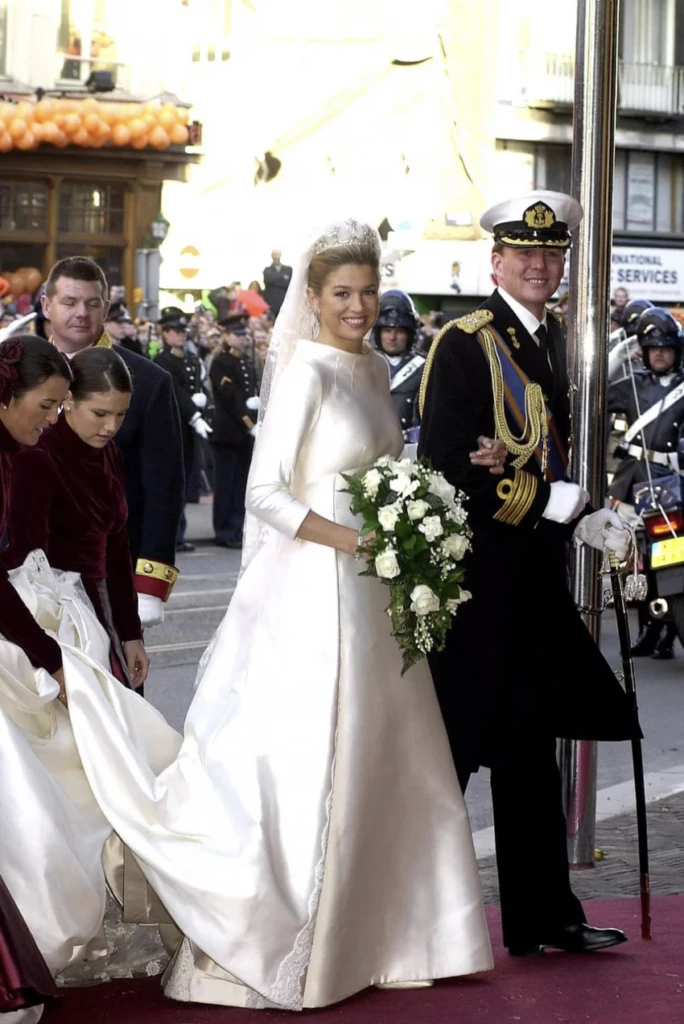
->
<box><xmin>454</xmin><ymin>309</ymin><xmax>494</xmax><ymax>334</ymax></box>
<box><xmin>493</xmin><ymin>468</ymin><xmax>538</xmax><ymax>526</ymax></box>
<box><xmin>418</xmin><ymin>309</ymin><xmax>494</xmax><ymax>417</ymax></box>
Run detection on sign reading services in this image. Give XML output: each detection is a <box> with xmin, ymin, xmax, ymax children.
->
<box><xmin>612</xmin><ymin>246</ymin><xmax>684</xmax><ymax>302</ymax></box>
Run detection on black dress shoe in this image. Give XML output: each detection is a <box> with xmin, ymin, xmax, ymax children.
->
<box><xmin>176</xmin><ymin>541</ymin><xmax>196</xmax><ymax>553</ymax></box>
<box><xmin>509</xmin><ymin>924</ymin><xmax>627</xmax><ymax>957</ymax></box>
<box><xmin>653</xmin><ymin>624</ymin><xmax>676</xmax><ymax>660</ymax></box>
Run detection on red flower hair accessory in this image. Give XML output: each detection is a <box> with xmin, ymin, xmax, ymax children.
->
<box><xmin>0</xmin><ymin>338</ymin><xmax>24</xmax><ymax>406</ymax></box>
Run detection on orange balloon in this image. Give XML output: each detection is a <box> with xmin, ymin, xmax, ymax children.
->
<box><xmin>23</xmin><ymin>268</ymin><xmax>42</xmax><ymax>293</ymax></box>
<box><xmin>8</xmin><ymin>118</ymin><xmax>27</xmax><ymax>140</ymax></box>
<box><xmin>100</xmin><ymin>104</ymin><xmax>118</xmax><ymax>125</ymax></box>
<box><xmin>31</xmin><ymin>122</ymin><xmax>46</xmax><ymax>143</ymax></box>
<box><xmin>94</xmin><ymin>119</ymin><xmax>111</xmax><ymax>138</ymax></box>
<box><xmin>16</xmin><ymin>131</ymin><xmax>37</xmax><ymax>151</ymax></box>
<box><xmin>90</xmin><ymin>134</ymin><xmax>108</xmax><ymax>148</ymax></box>
<box><xmin>119</xmin><ymin>104</ymin><xmax>140</xmax><ymax>123</ymax></box>
<box><xmin>41</xmin><ymin>121</ymin><xmax>60</xmax><ymax>144</ymax></box>
<box><xmin>60</xmin><ymin>99</ymin><xmax>78</xmax><ymax>114</ymax></box>
<box><xmin>14</xmin><ymin>102</ymin><xmax>33</xmax><ymax>121</ymax></box>
<box><xmin>149</xmin><ymin>125</ymin><xmax>170</xmax><ymax>150</ymax></box>
<box><xmin>176</xmin><ymin>107</ymin><xmax>190</xmax><ymax>125</ymax></box>
<box><xmin>83</xmin><ymin>111</ymin><xmax>101</xmax><ymax>133</ymax></box>
<box><xmin>158</xmin><ymin>108</ymin><xmax>177</xmax><ymax>130</ymax></box>
<box><xmin>128</xmin><ymin>117</ymin><xmax>146</xmax><ymax>139</ymax></box>
<box><xmin>53</xmin><ymin>130</ymin><xmax>69</xmax><ymax>149</ymax></box>
<box><xmin>130</xmin><ymin>133</ymin><xmax>149</xmax><ymax>150</ymax></box>
<box><xmin>53</xmin><ymin>112</ymin><xmax>66</xmax><ymax>129</ymax></box>
<box><xmin>111</xmin><ymin>123</ymin><xmax>131</xmax><ymax>146</ymax></box>
<box><xmin>63</xmin><ymin>112</ymin><xmax>82</xmax><ymax>136</ymax></box>
<box><xmin>72</xmin><ymin>126</ymin><xmax>91</xmax><ymax>147</ymax></box>
<box><xmin>34</xmin><ymin>99</ymin><xmax>56</xmax><ymax>123</ymax></box>
<box><xmin>169</xmin><ymin>123</ymin><xmax>189</xmax><ymax>145</ymax></box>
<box><xmin>0</xmin><ymin>131</ymin><xmax>13</xmax><ymax>152</ymax></box>
<box><xmin>142</xmin><ymin>113</ymin><xmax>157</xmax><ymax>130</ymax></box>
<box><xmin>0</xmin><ymin>119</ymin><xmax>5</xmax><ymax>134</ymax></box>
<box><xmin>81</xmin><ymin>97</ymin><xmax>99</xmax><ymax>113</ymax></box>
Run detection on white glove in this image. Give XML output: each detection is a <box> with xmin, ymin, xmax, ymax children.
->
<box><xmin>138</xmin><ymin>593</ymin><xmax>164</xmax><ymax>627</ymax></box>
<box><xmin>542</xmin><ymin>481</ymin><xmax>590</xmax><ymax>524</ymax></box>
<box><xmin>574</xmin><ymin>508</ymin><xmax>631</xmax><ymax>561</ymax></box>
<box><xmin>246</xmin><ymin>395</ymin><xmax>260</xmax><ymax>411</ymax></box>
<box><xmin>190</xmin><ymin>413</ymin><xmax>212</xmax><ymax>439</ymax></box>
<box><xmin>191</xmin><ymin>392</ymin><xmax>208</xmax><ymax>409</ymax></box>
<box><xmin>608</xmin><ymin>334</ymin><xmax>640</xmax><ymax>381</ymax></box>
<box><xmin>248</xmin><ymin>424</ymin><xmax>259</xmax><ymax>439</ymax></box>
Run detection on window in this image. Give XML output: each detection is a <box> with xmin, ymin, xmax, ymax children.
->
<box><xmin>57</xmin><ymin>0</ymin><xmax>124</xmax><ymax>84</ymax></box>
<box><xmin>187</xmin><ymin>0</ymin><xmax>231</xmax><ymax>62</ymax></box>
<box><xmin>621</xmin><ymin>0</ymin><xmax>674</xmax><ymax>65</ymax></box>
<box><xmin>58</xmin><ymin>182</ymin><xmax>125</xmax><ymax>236</ymax></box>
<box><xmin>614</xmin><ymin>149</ymin><xmax>684</xmax><ymax>233</ymax></box>
<box><xmin>0</xmin><ymin>181</ymin><xmax>48</xmax><ymax>233</ymax></box>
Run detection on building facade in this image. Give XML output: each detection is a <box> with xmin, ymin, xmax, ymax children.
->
<box><xmin>0</xmin><ymin>0</ymin><xmax>198</xmax><ymax>301</ymax></box>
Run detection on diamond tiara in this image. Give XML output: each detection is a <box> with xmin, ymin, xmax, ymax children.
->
<box><xmin>310</xmin><ymin>218</ymin><xmax>381</xmax><ymax>258</ymax></box>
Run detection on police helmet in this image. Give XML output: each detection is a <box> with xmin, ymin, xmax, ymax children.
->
<box><xmin>372</xmin><ymin>289</ymin><xmax>419</xmax><ymax>348</ymax></box>
<box><xmin>636</xmin><ymin>307</ymin><xmax>683</xmax><ymax>371</ymax></box>
<box><xmin>622</xmin><ymin>298</ymin><xmax>654</xmax><ymax>337</ymax></box>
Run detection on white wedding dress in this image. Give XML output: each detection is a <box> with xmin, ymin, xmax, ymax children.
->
<box><xmin>1</xmin><ymin>339</ymin><xmax>492</xmax><ymax>1012</ymax></box>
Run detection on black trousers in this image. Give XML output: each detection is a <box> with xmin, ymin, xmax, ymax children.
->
<box><xmin>454</xmin><ymin>736</ymin><xmax>586</xmax><ymax>948</ymax></box>
<box><xmin>212</xmin><ymin>443</ymin><xmax>251</xmax><ymax>543</ymax></box>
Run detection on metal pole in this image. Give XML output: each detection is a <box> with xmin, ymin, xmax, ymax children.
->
<box><xmin>562</xmin><ymin>0</ymin><xmax>620</xmax><ymax>868</ymax></box>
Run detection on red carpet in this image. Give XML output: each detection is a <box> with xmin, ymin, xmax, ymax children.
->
<box><xmin>44</xmin><ymin>897</ymin><xmax>683</xmax><ymax>1023</ymax></box>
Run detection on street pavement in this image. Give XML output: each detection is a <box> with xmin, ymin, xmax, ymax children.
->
<box><xmin>146</xmin><ymin>498</ymin><xmax>684</xmax><ymax>841</ymax></box>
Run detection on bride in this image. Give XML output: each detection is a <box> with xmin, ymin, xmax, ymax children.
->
<box><xmin>7</xmin><ymin>220</ymin><xmax>493</xmax><ymax>1010</ymax></box>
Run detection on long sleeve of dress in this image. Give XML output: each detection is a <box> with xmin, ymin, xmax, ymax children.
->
<box><xmin>246</xmin><ymin>359</ymin><xmax>323</xmax><ymax>538</ymax></box>
<box><xmin>106</xmin><ymin>524</ymin><xmax>143</xmax><ymax>642</ymax></box>
<box><xmin>0</xmin><ymin>450</ymin><xmax>63</xmax><ymax>674</ymax></box>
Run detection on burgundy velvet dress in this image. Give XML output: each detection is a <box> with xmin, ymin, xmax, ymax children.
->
<box><xmin>0</xmin><ymin>419</ymin><xmax>58</xmax><ymax>1011</ymax></box>
<box><xmin>3</xmin><ymin>414</ymin><xmax>142</xmax><ymax>687</ymax></box>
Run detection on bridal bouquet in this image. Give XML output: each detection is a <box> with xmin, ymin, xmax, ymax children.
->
<box><xmin>342</xmin><ymin>457</ymin><xmax>472</xmax><ymax>674</ymax></box>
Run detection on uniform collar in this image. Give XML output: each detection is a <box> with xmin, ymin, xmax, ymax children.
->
<box><xmin>497</xmin><ymin>287</ymin><xmax>547</xmax><ymax>341</ymax></box>
<box><xmin>49</xmin><ymin>329</ymin><xmax>112</xmax><ymax>358</ymax></box>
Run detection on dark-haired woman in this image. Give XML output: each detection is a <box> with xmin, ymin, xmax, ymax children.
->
<box><xmin>0</xmin><ymin>336</ymin><xmax>70</xmax><ymax>1022</ymax></box>
<box><xmin>4</xmin><ymin>347</ymin><xmax>148</xmax><ymax>689</ymax></box>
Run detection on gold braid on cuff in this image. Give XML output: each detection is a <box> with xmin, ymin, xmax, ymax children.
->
<box><xmin>493</xmin><ymin>469</ymin><xmax>538</xmax><ymax>526</ymax></box>
<box><xmin>136</xmin><ymin>559</ymin><xmax>180</xmax><ymax>587</ymax></box>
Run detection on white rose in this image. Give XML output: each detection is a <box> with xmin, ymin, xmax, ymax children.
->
<box><xmin>428</xmin><ymin>472</ymin><xmax>456</xmax><ymax>507</ymax></box>
<box><xmin>418</xmin><ymin>515</ymin><xmax>444</xmax><ymax>543</ymax></box>
<box><xmin>441</xmin><ymin>533</ymin><xmax>470</xmax><ymax>560</ymax></box>
<box><xmin>363</xmin><ymin>468</ymin><xmax>382</xmax><ymax>499</ymax></box>
<box><xmin>389</xmin><ymin>472</ymin><xmax>420</xmax><ymax>499</ymax></box>
<box><xmin>375</xmin><ymin>548</ymin><xmax>401</xmax><ymax>579</ymax></box>
<box><xmin>446</xmin><ymin>589</ymin><xmax>472</xmax><ymax>613</ymax></box>
<box><xmin>389</xmin><ymin>457</ymin><xmax>413</xmax><ymax>473</ymax></box>
<box><xmin>410</xmin><ymin>584</ymin><xmax>440</xmax><ymax>616</ymax></box>
<box><xmin>407</xmin><ymin>499</ymin><xmax>430</xmax><ymax>521</ymax></box>
<box><xmin>378</xmin><ymin>503</ymin><xmax>401</xmax><ymax>531</ymax></box>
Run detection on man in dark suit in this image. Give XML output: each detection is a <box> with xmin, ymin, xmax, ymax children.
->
<box><xmin>209</xmin><ymin>315</ymin><xmax>257</xmax><ymax>548</ymax></box>
<box><xmin>42</xmin><ymin>257</ymin><xmax>184</xmax><ymax>627</ymax></box>
<box><xmin>262</xmin><ymin>250</ymin><xmax>292</xmax><ymax>317</ymax></box>
<box><xmin>419</xmin><ymin>192</ymin><xmax>636</xmax><ymax>957</ymax></box>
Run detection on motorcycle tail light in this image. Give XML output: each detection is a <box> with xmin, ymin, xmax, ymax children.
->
<box><xmin>644</xmin><ymin>509</ymin><xmax>684</xmax><ymax>537</ymax></box>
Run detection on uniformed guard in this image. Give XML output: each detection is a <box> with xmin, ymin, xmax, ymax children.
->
<box><xmin>419</xmin><ymin>191</ymin><xmax>636</xmax><ymax>957</ymax></box>
<box><xmin>154</xmin><ymin>306</ymin><xmax>212</xmax><ymax>553</ymax></box>
<box><xmin>371</xmin><ymin>289</ymin><xmax>426</xmax><ymax>433</ymax></box>
<box><xmin>209</xmin><ymin>314</ymin><xmax>258</xmax><ymax>548</ymax></box>
<box><xmin>609</xmin><ymin>307</ymin><xmax>684</xmax><ymax>658</ymax></box>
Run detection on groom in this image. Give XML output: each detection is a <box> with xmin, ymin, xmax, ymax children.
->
<box><xmin>419</xmin><ymin>191</ymin><xmax>637</xmax><ymax>956</ymax></box>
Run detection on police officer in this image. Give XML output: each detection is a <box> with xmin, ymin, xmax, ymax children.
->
<box><xmin>105</xmin><ymin>303</ymin><xmax>145</xmax><ymax>356</ymax></box>
<box><xmin>609</xmin><ymin>307</ymin><xmax>684</xmax><ymax>658</ymax></box>
<box><xmin>154</xmin><ymin>307</ymin><xmax>212</xmax><ymax>553</ymax></box>
<box><xmin>372</xmin><ymin>289</ymin><xmax>426</xmax><ymax>433</ymax></box>
<box><xmin>209</xmin><ymin>314</ymin><xmax>258</xmax><ymax>548</ymax></box>
<box><xmin>419</xmin><ymin>190</ymin><xmax>634</xmax><ymax>957</ymax></box>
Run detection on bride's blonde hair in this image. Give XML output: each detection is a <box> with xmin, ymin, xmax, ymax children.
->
<box><xmin>307</xmin><ymin>242</ymin><xmax>380</xmax><ymax>295</ymax></box>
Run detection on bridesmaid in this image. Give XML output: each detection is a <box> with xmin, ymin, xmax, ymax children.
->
<box><xmin>4</xmin><ymin>347</ymin><xmax>149</xmax><ymax>690</ymax></box>
<box><xmin>0</xmin><ymin>335</ymin><xmax>70</xmax><ymax>1021</ymax></box>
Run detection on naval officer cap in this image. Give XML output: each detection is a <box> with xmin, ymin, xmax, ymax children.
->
<box><xmin>480</xmin><ymin>190</ymin><xmax>583</xmax><ymax>249</ymax></box>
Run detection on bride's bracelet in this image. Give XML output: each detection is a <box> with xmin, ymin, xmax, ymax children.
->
<box><xmin>354</xmin><ymin>533</ymin><xmax>363</xmax><ymax>561</ymax></box>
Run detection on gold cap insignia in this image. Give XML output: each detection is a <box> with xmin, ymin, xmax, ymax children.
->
<box><xmin>523</xmin><ymin>202</ymin><xmax>556</xmax><ymax>230</ymax></box>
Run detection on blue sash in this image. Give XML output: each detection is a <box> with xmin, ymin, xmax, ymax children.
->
<box><xmin>476</xmin><ymin>326</ymin><xmax>569</xmax><ymax>482</ymax></box>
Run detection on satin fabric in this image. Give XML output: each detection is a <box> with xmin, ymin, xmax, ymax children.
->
<box><xmin>53</xmin><ymin>340</ymin><xmax>492</xmax><ymax>1010</ymax></box>
<box><xmin>0</xmin><ymin>553</ymin><xmax>181</xmax><ymax>977</ymax></box>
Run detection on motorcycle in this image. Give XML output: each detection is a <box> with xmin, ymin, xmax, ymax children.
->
<box><xmin>633</xmin><ymin>474</ymin><xmax>684</xmax><ymax>643</ymax></box>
